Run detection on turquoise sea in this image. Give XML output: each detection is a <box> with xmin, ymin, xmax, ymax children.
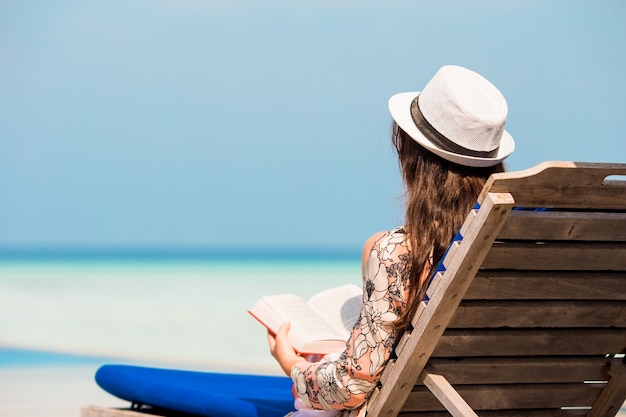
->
<box><xmin>0</xmin><ymin>251</ymin><xmax>361</xmax><ymax>375</ymax></box>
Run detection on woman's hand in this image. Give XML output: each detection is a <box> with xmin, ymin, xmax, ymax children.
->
<box><xmin>267</xmin><ymin>322</ymin><xmax>306</xmax><ymax>376</ymax></box>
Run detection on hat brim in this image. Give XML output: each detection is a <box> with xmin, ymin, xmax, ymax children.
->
<box><xmin>388</xmin><ymin>92</ymin><xmax>515</xmax><ymax>168</ymax></box>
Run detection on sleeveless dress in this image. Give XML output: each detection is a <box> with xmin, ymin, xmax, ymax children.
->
<box><xmin>289</xmin><ymin>228</ymin><xmax>410</xmax><ymax>417</ymax></box>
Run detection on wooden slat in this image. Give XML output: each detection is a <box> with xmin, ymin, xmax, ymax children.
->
<box><xmin>448</xmin><ymin>300</ymin><xmax>626</xmax><ymax>328</ymax></box>
<box><xmin>424</xmin><ymin>357</ymin><xmax>615</xmax><ymax>385</ymax></box>
<box><xmin>433</xmin><ymin>329</ymin><xmax>626</xmax><ymax>357</ymax></box>
<box><xmin>80</xmin><ymin>406</ymin><xmax>171</xmax><ymax>417</ymax></box>
<box><xmin>82</xmin><ymin>407</ymin><xmax>137</xmax><ymax>417</ymax></box>
<box><xmin>482</xmin><ymin>241</ymin><xmax>626</xmax><ymax>271</ymax></box>
<box><xmin>420</xmin><ymin>370</ymin><xmax>479</xmax><ymax>417</ymax></box>
<box><xmin>403</xmin><ymin>383</ymin><xmax>602</xmax><ymax>412</ymax></box>
<box><xmin>479</xmin><ymin>162</ymin><xmax>626</xmax><ymax>210</ymax></box>
<box><xmin>464</xmin><ymin>271</ymin><xmax>626</xmax><ymax>300</ymax></box>
<box><xmin>587</xmin><ymin>360</ymin><xmax>626</xmax><ymax>417</ymax></box>
<box><xmin>399</xmin><ymin>409</ymin><xmax>592</xmax><ymax>416</ymax></box>
<box><xmin>498</xmin><ymin>211</ymin><xmax>626</xmax><ymax>242</ymax></box>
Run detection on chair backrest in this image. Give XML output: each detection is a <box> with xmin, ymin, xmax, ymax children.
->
<box><xmin>366</xmin><ymin>162</ymin><xmax>626</xmax><ymax>417</ymax></box>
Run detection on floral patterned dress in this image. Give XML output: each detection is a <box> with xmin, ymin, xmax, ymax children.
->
<box><xmin>290</xmin><ymin>228</ymin><xmax>410</xmax><ymax>416</ymax></box>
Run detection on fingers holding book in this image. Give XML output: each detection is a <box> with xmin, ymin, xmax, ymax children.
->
<box><xmin>267</xmin><ymin>321</ymin><xmax>307</xmax><ymax>376</ymax></box>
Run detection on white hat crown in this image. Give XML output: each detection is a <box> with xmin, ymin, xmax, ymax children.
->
<box><xmin>388</xmin><ymin>65</ymin><xmax>515</xmax><ymax>167</ymax></box>
<box><xmin>419</xmin><ymin>65</ymin><xmax>508</xmax><ymax>154</ymax></box>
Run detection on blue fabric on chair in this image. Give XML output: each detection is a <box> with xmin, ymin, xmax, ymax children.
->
<box><xmin>424</xmin><ymin>202</ymin><xmax>479</xmax><ymax>291</ymax></box>
<box><xmin>95</xmin><ymin>364</ymin><xmax>295</xmax><ymax>417</ymax></box>
<box><xmin>427</xmin><ymin>204</ymin><xmax>547</xmax><ymax>283</ymax></box>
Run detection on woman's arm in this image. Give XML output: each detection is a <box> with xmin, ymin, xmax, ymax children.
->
<box><xmin>288</xmin><ymin>229</ymin><xmax>410</xmax><ymax>411</ymax></box>
<box><xmin>267</xmin><ymin>231</ymin><xmax>389</xmax><ymax>378</ymax></box>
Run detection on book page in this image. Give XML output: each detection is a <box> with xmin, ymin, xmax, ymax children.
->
<box><xmin>307</xmin><ymin>284</ymin><xmax>362</xmax><ymax>338</ymax></box>
<box><xmin>257</xmin><ymin>294</ymin><xmax>345</xmax><ymax>342</ymax></box>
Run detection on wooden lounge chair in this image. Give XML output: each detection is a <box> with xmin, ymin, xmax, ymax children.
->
<box><xmin>363</xmin><ymin>161</ymin><xmax>626</xmax><ymax>417</ymax></box>
<box><xmin>83</xmin><ymin>161</ymin><xmax>626</xmax><ymax>417</ymax></box>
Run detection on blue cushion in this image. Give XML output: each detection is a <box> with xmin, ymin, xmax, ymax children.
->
<box><xmin>95</xmin><ymin>364</ymin><xmax>294</xmax><ymax>417</ymax></box>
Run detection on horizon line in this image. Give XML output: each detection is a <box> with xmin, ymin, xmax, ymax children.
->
<box><xmin>0</xmin><ymin>245</ymin><xmax>361</xmax><ymax>262</ymax></box>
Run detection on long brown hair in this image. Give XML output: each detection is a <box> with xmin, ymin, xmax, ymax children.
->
<box><xmin>392</xmin><ymin>122</ymin><xmax>505</xmax><ymax>332</ymax></box>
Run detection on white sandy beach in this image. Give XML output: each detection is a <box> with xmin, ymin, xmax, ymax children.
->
<box><xmin>0</xmin><ymin>365</ymin><xmax>127</xmax><ymax>417</ymax></box>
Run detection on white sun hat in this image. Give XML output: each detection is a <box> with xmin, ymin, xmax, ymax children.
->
<box><xmin>388</xmin><ymin>65</ymin><xmax>515</xmax><ymax>167</ymax></box>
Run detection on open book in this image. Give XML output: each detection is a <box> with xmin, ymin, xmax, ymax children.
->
<box><xmin>248</xmin><ymin>284</ymin><xmax>362</xmax><ymax>355</ymax></box>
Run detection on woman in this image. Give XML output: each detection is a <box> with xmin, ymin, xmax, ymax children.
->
<box><xmin>268</xmin><ymin>65</ymin><xmax>515</xmax><ymax>416</ymax></box>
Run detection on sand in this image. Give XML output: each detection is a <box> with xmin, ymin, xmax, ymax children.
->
<box><xmin>0</xmin><ymin>365</ymin><xmax>128</xmax><ymax>417</ymax></box>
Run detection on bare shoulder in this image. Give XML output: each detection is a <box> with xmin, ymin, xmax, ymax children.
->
<box><xmin>362</xmin><ymin>229</ymin><xmax>408</xmax><ymax>253</ymax></box>
<box><xmin>362</xmin><ymin>231</ymin><xmax>389</xmax><ymax>255</ymax></box>
<box><xmin>361</xmin><ymin>229</ymin><xmax>408</xmax><ymax>274</ymax></box>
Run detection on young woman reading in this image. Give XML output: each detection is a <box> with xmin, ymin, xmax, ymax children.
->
<box><xmin>267</xmin><ymin>64</ymin><xmax>515</xmax><ymax>417</ymax></box>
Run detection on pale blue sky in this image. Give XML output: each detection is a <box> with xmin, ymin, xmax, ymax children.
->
<box><xmin>1</xmin><ymin>0</ymin><xmax>625</xmax><ymax>250</ymax></box>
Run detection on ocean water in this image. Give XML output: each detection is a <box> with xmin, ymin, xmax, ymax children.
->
<box><xmin>0</xmin><ymin>253</ymin><xmax>361</xmax><ymax>375</ymax></box>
